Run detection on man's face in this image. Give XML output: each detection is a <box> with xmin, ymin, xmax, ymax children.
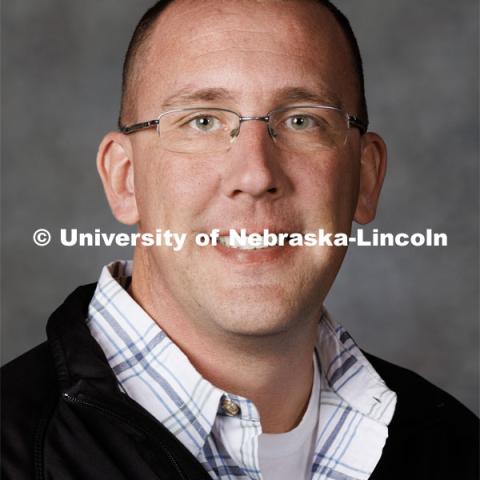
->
<box><xmin>125</xmin><ymin>0</ymin><xmax>370</xmax><ymax>337</ymax></box>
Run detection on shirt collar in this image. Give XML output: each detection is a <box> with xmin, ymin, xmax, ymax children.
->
<box><xmin>316</xmin><ymin>310</ymin><xmax>396</xmax><ymax>425</ymax></box>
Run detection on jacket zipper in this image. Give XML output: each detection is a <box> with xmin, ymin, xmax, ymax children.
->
<box><xmin>62</xmin><ymin>392</ymin><xmax>189</xmax><ymax>480</ymax></box>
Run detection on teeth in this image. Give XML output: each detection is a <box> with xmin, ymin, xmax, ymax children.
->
<box><xmin>219</xmin><ymin>235</ymin><xmax>272</xmax><ymax>250</ymax></box>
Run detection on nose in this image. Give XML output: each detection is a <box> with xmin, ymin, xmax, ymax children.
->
<box><xmin>221</xmin><ymin>120</ymin><xmax>286</xmax><ymax>201</ymax></box>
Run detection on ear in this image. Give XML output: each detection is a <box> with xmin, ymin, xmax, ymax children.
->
<box><xmin>96</xmin><ymin>132</ymin><xmax>139</xmax><ymax>225</ymax></box>
<box><xmin>353</xmin><ymin>132</ymin><xmax>387</xmax><ymax>224</ymax></box>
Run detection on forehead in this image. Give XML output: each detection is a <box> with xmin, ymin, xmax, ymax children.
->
<box><xmin>135</xmin><ymin>0</ymin><xmax>356</xmax><ymax>113</ymax></box>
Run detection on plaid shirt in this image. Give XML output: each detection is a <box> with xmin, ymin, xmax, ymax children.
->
<box><xmin>87</xmin><ymin>261</ymin><xmax>397</xmax><ymax>480</ymax></box>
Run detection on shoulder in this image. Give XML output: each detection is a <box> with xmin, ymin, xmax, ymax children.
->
<box><xmin>2</xmin><ymin>341</ymin><xmax>57</xmax><ymax>389</ymax></box>
<box><xmin>365</xmin><ymin>352</ymin><xmax>479</xmax><ymax>479</ymax></box>
<box><xmin>1</xmin><ymin>342</ymin><xmax>59</xmax><ymax>479</ymax></box>
<box><xmin>365</xmin><ymin>352</ymin><xmax>477</xmax><ymax>423</ymax></box>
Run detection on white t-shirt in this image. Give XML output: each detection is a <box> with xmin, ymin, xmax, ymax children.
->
<box><xmin>258</xmin><ymin>356</ymin><xmax>320</xmax><ymax>480</ymax></box>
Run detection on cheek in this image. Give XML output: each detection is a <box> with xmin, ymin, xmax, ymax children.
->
<box><xmin>133</xmin><ymin>146</ymin><xmax>219</xmax><ymax>230</ymax></box>
<box><xmin>292</xmin><ymin>149</ymin><xmax>360</xmax><ymax>229</ymax></box>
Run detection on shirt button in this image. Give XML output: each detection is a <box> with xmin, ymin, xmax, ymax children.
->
<box><xmin>222</xmin><ymin>397</ymin><xmax>240</xmax><ymax>416</ymax></box>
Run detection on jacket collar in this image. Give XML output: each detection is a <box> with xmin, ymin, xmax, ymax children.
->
<box><xmin>46</xmin><ymin>283</ymin><xmax>121</xmax><ymax>397</ymax></box>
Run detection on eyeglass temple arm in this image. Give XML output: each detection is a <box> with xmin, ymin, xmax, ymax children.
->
<box><xmin>347</xmin><ymin>115</ymin><xmax>368</xmax><ymax>134</ymax></box>
<box><xmin>119</xmin><ymin>119</ymin><xmax>160</xmax><ymax>135</ymax></box>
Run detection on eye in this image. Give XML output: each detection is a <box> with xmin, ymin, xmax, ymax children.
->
<box><xmin>284</xmin><ymin>114</ymin><xmax>318</xmax><ymax>130</ymax></box>
<box><xmin>189</xmin><ymin>115</ymin><xmax>220</xmax><ymax>132</ymax></box>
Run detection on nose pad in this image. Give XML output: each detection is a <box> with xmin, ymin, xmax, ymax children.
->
<box><xmin>267</xmin><ymin>124</ymin><xmax>278</xmax><ymax>141</ymax></box>
<box><xmin>229</xmin><ymin>127</ymin><xmax>240</xmax><ymax>143</ymax></box>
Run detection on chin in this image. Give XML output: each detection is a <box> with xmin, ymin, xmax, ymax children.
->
<box><xmin>203</xmin><ymin>284</ymin><xmax>316</xmax><ymax>338</ymax></box>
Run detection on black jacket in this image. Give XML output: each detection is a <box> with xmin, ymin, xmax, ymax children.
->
<box><xmin>1</xmin><ymin>284</ymin><xmax>478</xmax><ymax>479</ymax></box>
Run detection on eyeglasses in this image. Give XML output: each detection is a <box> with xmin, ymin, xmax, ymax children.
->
<box><xmin>119</xmin><ymin>105</ymin><xmax>367</xmax><ymax>154</ymax></box>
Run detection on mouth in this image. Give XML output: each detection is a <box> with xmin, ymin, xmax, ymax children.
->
<box><xmin>205</xmin><ymin>228</ymin><xmax>301</xmax><ymax>266</ymax></box>
<box><xmin>214</xmin><ymin>229</ymin><xmax>291</xmax><ymax>250</ymax></box>
<box><xmin>217</xmin><ymin>232</ymin><xmax>294</xmax><ymax>250</ymax></box>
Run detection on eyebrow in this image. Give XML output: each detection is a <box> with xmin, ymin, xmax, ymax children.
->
<box><xmin>161</xmin><ymin>85</ymin><xmax>344</xmax><ymax>111</ymax></box>
<box><xmin>272</xmin><ymin>87</ymin><xmax>343</xmax><ymax>110</ymax></box>
<box><xmin>162</xmin><ymin>87</ymin><xmax>236</xmax><ymax>108</ymax></box>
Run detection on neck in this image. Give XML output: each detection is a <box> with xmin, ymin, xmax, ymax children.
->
<box><xmin>130</xmin><ymin>251</ymin><xmax>319</xmax><ymax>433</ymax></box>
<box><xmin>184</xmin><ymin>331</ymin><xmax>317</xmax><ymax>433</ymax></box>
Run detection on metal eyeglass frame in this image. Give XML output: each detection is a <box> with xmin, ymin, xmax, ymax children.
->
<box><xmin>119</xmin><ymin>105</ymin><xmax>368</xmax><ymax>140</ymax></box>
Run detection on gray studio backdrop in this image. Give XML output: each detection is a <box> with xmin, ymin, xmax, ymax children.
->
<box><xmin>2</xmin><ymin>1</ymin><xmax>478</xmax><ymax>415</ymax></box>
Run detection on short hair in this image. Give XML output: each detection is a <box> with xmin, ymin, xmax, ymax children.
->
<box><xmin>118</xmin><ymin>0</ymin><xmax>368</xmax><ymax>129</ymax></box>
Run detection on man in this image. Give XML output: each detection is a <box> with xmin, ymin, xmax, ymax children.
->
<box><xmin>2</xmin><ymin>1</ymin><xmax>478</xmax><ymax>479</ymax></box>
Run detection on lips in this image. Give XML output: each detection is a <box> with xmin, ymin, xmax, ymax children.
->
<box><xmin>217</xmin><ymin>230</ymin><xmax>296</xmax><ymax>250</ymax></box>
<box><xmin>199</xmin><ymin>226</ymin><xmax>301</xmax><ymax>265</ymax></box>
